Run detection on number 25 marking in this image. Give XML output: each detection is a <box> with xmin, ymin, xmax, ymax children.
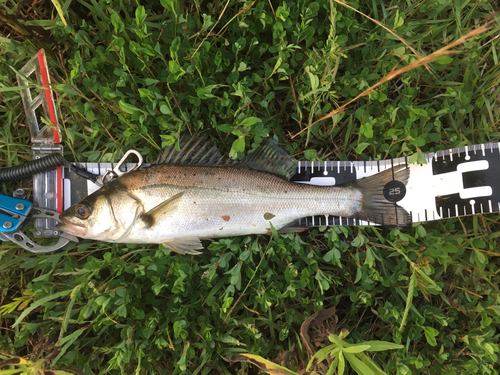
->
<box><xmin>389</xmin><ymin>187</ymin><xmax>401</xmax><ymax>195</ymax></box>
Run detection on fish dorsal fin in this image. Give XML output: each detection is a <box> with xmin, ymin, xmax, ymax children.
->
<box><xmin>155</xmin><ymin>132</ymin><xmax>236</xmax><ymax>165</ymax></box>
<box><xmin>241</xmin><ymin>139</ymin><xmax>297</xmax><ymax>180</ymax></box>
<box><xmin>141</xmin><ymin>192</ymin><xmax>184</xmax><ymax>227</ymax></box>
<box><xmin>155</xmin><ymin>132</ymin><xmax>296</xmax><ymax>179</ymax></box>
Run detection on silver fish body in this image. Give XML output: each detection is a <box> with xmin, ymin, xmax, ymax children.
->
<box><xmin>59</xmin><ymin>138</ymin><xmax>410</xmax><ymax>255</ymax></box>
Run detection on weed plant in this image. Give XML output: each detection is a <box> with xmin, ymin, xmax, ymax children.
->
<box><xmin>0</xmin><ymin>0</ymin><xmax>500</xmax><ymax>374</ymax></box>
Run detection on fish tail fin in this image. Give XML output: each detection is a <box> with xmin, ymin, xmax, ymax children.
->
<box><xmin>351</xmin><ymin>165</ymin><xmax>411</xmax><ymax>228</ymax></box>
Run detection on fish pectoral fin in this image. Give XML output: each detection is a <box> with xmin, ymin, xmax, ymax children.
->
<box><xmin>142</xmin><ymin>192</ymin><xmax>184</xmax><ymax>228</ymax></box>
<box><xmin>162</xmin><ymin>236</ymin><xmax>203</xmax><ymax>255</ymax></box>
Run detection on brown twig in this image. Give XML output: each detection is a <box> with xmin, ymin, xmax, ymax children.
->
<box><xmin>191</xmin><ymin>0</ymin><xmax>232</xmax><ymax>59</ymax></box>
<box><xmin>291</xmin><ymin>26</ymin><xmax>490</xmax><ymax>139</ymax></box>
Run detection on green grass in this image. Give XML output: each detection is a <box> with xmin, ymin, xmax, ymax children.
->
<box><xmin>1</xmin><ymin>0</ymin><xmax>500</xmax><ymax>374</ymax></box>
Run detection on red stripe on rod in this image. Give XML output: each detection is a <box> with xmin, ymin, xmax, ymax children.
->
<box><xmin>37</xmin><ymin>49</ymin><xmax>63</xmax><ymax>214</ymax></box>
<box><xmin>36</xmin><ymin>50</ymin><xmax>60</xmax><ymax>143</ymax></box>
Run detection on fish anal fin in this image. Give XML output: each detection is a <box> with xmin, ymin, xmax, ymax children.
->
<box><xmin>162</xmin><ymin>236</ymin><xmax>203</xmax><ymax>255</ymax></box>
<box><xmin>269</xmin><ymin>220</ymin><xmax>311</xmax><ymax>234</ymax></box>
<box><xmin>142</xmin><ymin>192</ymin><xmax>184</xmax><ymax>228</ymax></box>
<box><xmin>277</xmin><ymin>226</ymin><xmax>308</xmax><ymax>234</ymax></box>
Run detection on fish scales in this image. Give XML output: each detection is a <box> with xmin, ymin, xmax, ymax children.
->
<box><xmin>117</xmin><ymin>164</ymin><xmax>362</xmax><ymax>241</ymax></box>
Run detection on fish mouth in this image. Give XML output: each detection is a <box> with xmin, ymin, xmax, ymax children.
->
<box><xmin>58</xmin><ymin>217</ymin><xmax>88</xmax><ymax>237</ymax></box>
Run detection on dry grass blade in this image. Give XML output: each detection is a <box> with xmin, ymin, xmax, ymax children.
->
<box><xmin>291</xmin><ymin>25</ymin><xmax>490</xmax><ymax>139</ymax></box>
<box><xmin>51</xmin><ymin>0</ymin><xmax>68</xmax><ymax>27</ymax></box>
<box><xmin>191</xmin><ymin>1</ymin><xmax>255</xmax><ymax>58</ymax></box>
<box><xmin>191</xmin><ymin>0</ymin><xmax>232</xmax><ymax>58</ymax></box>
<box><xmin>333</xmin><ymin>0</ymin><xmax>429</xmax><ymax>72</ymax></box>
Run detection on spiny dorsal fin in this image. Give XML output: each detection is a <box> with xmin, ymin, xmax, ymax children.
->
<box><xmin>155</xmin><ymin>132</ymin><xmax>297</xmax><ymax>180</ymax></box>
<box><xmin>241</xmin><ymin>139</ymin><xmax>297</xmax><ymax>180</ymax></box>
<box><xmin>155</xmin><ymin>132</ymin><xmax>236</xmax><ymax>165</ymax></box>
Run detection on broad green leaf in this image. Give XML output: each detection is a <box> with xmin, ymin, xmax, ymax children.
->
<box><xmin>220</xmin><ymin>334</ymin><xmax>240</xmax><ymax>345</ymax></box>
<box><xmin>196</xmin><ymin>86</ymin><xmax>215</xmax><ymax>100</ymax></box>
<box><xmin>361</xmin><ymin>341</ymin><xmax>404</xmax><ymax>352</ymax></box>
<box><xmin>160</xmin><ymin>103</ymin><xmax>172</xmax><ymax>114</ymax></box>
<box><xmin>360</xmin><ymin>122</ymin><xmax>373</xmax><ymax>138</ymax></box>
<box><xmin>475</xmin><ymin>250</ymin><xmax>486</xmax><ymax>264</ymax></box>
<box><xmin>170</xmin><ymin>36</ymin><xmax>181</xmax><ymax>60</ymax></box>
<box><xmin>344</xmin><ymin>352</ymin><xmax>374</xmax><ymax>375</ymax></box>
<box><xmin>355</xmin><ymin>142</ymin><xmax>370</xmax><ymax>154</ymax></box>
<box><xmin>307</xmin><ymin>71</ymin><xmax>319</xmax><ymax>91</ymax></box>
<box><xmin>423</xmin><ymin>326</ymin><xmax>439</xmax><ymax>346</ymax></box>
<box><xmin>436</xmin><ymin>55</ymin><xmax>453</xmax><ymax>64</ymax></box>
<box><xmin>408</xmin><ymin>152</ymin><xmax>418</xmax><ymax>164</ymax></box>
<box><xmin>119</xmin><ymin>100</ymin><xmax>141</xmax><ymax>114</ymax></box>
<box><xmin>343</xmin><ymin>344</ymin><xmax>371</xmax><ymax>353</ymax></box>
<box><xmin>168</xmin><ymin>60</ymin><xmax>186</xmax><ymax>80</ymax></box>
<box><xmin>135</xmin><ymin>6</ymin><xmax>146</xmax><ymax>26</ymax></box>
<box><xmin>160</xmin><ymin>0</ymin><xmax>179</xmax><ymax>15</ymax></box>
<box><xmin>483</xmin><ymin>342</ymin><xmax>496</xmax><ymax>355</ymax></box>
<box><xmin>240</xmin><ymin>117</ymin><xmax>262</xmax><ymax>126</ymax></box>
<box><xmin>329</xmin><ymin>334</ymin><xmax>344</xmax><ymax>345</ymax></box>
<box><xmin>304</xmin><ymin>149</ymin><xmax>317</xmax><ymax>160</ymax></box>
<box><xmin>232</xmin><ymin>137</ymin><xmax>246</xmax><ymax>153</ymax></box>
<box><xmin>173</xmin><ymin>320</ymin><xmax>186</xmax><ymax>338</ymax></box>
<box><xmin>357</xmin><ymin>352</ymin><xmax>387</xmax><ymax>375</ymax></box>
<box><xmin>114</xmin><ymin>304</ymin><xmax>127</xmax><ymax>317</ymax></box>
<box><xmin>338</xmin><ymin>351</ymin><xmax>345</xmax><ymax>375</ymax></box>
<box><xmin>54</xmin><ymin>83</ymin><xmax>79</xmax><ymax>96</ymax></box>
<box><xmin>110</xmin><ymin>11</ymin><xmax>125</xmax><ymax>34</ymax></box>
<box><xmin>326</xmin><ymin>357</ymin><xmax>339</xmax><ymax>375</ymax></box>
<box><xmin>393</xmin><ymin>46</ymin><xmax>406</xmax><ymax>55</ymax></box>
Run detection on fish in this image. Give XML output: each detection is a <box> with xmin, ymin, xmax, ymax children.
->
<box><xmin>59</xmin><ymin>134</ymin><xmax>411</xmax><ymax>255</ymax></box>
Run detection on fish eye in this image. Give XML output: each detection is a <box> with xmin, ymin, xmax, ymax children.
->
<box><xmin>75</xmin><ymin>203</ymin><xmax>91</xmax><ymax>219</ymax></box>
